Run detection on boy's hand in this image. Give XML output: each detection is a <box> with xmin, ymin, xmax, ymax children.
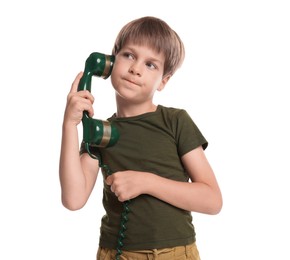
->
<box><xmin>64</xmin><ymin>72</ymin><xmax>95</xmax><ymax>126</ymax></box>
<box><xmin>105</xmin><ymin>171</ymin><xmax>149</xmax><ymax>202</ymax></box>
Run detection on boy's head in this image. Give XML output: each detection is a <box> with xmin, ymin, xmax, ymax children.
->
<box><xmin>112</xmin><ymin>16</ymin><xmax>185</xmax><ymax>77</ymax></box>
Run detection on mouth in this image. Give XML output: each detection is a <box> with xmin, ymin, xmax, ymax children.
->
<box><xmin>124</xmin><ymin>78</ymin><xmax>140</xmax><ymax>87</ymax></box>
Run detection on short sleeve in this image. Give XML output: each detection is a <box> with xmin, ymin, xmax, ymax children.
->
<box><xmin>174</xmin><ymin>109</ymin><xmax>208</xmax><ymax>157</ymax></box>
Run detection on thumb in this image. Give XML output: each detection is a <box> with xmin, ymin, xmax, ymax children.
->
<box><xmin>70</xmin><ymin>71</ymin><xmax>83</xmax><ymax>93</ymax></box>
<box><xmin>105</xmin><ymin>175</ymin><xmax>112</xmax><ymax>185</ymax></box>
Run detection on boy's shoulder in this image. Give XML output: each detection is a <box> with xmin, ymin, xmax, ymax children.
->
<box><xmin>158</xmin><ymin>104</ymin><xmax>187</xmax><ymax>117</ymax></box>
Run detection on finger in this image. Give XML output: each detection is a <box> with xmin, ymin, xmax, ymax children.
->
<box><xmin>110</xmin><ymin>185</ymin><xmax>115</xmax><ymax>193</ymax></box>
<box><xmin>117</xmin><ymin>196</ymin><xmax>125</xmax><ymax>202</ymax></box>
<box><xmin>81</xmin><ymin>100</ymin><xmax>94</xmax><ymax>118</ymax></box>
<box><xmin>105</xmin><ymin>176</ymin><xmax>112</xmax><ymax>185</ymax></box>
<box><xmin>77</xmin><ymin>90</ymin><xmax>95</xmax><ymax>104</ymax></box>
<box><xmin>70</xmin><ymin>72</ymin><xmax>83</xmax><ymax>93</ymax></box>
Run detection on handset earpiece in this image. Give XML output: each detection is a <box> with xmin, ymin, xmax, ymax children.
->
<box><xmin>78</xmin><ymin>52</ymin><xmax>115</xmax><ymax>92</ymax></box>
<box><xmin>77</xmin><ymin>52</ymin><xmax>119</xmax><ymax>148</ymax></box>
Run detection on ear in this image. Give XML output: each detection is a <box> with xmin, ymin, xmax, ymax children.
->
<box><xmin>157</xmin><ymin>74</ymin><xmax>171</xmax><ymax>91</ymax></box>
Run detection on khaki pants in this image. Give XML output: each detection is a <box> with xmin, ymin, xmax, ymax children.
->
<box><xmin>97</xmin><ymin>242</ymin><xmax>201</xmax><ymax>260</ymax></box>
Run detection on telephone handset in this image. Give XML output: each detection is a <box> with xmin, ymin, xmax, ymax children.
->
<box><xmin>77</xmin><ymin>53</ymin><xmax>127</xmax><ymax>260</ymax></box>
<box><xmin>77</xmin><ymin>52</ymin><xmax>119</xmax><ymax>148</ymax></box>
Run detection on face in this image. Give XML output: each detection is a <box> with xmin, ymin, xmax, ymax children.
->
<box><xmin>110</xmin><ymin>44</ymin><xmax>170</xmax><ymax>104</ymax></box>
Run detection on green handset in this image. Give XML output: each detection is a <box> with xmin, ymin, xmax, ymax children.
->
<box><xmin>77</xmin><ymin>52</ymin><xmax>119</xmax><ymax>148</ymax></box>
<box><xmin>78</xmin><ymin>53</ymin><xmax>127</xmax><ymax>260</ymax></box>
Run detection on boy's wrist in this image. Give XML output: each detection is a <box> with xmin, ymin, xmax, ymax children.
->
<box><xmin>62</xmin><ymin>120</ymin><xmax>78</xmax><ymax>131</ymax></box>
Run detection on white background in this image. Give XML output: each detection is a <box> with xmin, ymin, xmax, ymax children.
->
<box><xmin>0</xmin><ymin>0</ymin><xmax>289</xmax><ymax>259</ymax></box>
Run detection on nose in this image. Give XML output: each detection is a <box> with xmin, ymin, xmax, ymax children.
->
<box><xmin>128</xmin><ymin>63</ymin><xmax>141</xmax><ymax>76</ymax></box>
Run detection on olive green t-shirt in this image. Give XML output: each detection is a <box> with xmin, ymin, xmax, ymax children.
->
<box><xmin>80</xmin><ymin>105</ymin><xmax>208</xmax><ymax>250</ymax></box>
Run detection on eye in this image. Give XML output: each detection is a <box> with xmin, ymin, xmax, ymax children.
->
<box><xmin>123</xmin><ymin>52</ymin><xmax>134</xmax><ymax>60</ymax></box>
<box><xmin>146</xmin><ymin>62</ymin><xmax>157</xmax><ymax>70</ymax></box>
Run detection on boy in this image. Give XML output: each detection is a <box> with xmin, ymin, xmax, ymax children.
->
<box><xmin>59</xmin><ymin>16</ymin><xmax>222</xmax><ymax>260</ymax></box>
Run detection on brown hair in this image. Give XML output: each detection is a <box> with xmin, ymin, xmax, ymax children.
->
<box><xmin>112</xmin><ymin>16</ymin><xmax>185</xmax><ymax>77</ymax></box>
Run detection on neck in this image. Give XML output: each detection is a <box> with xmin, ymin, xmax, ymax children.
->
<box><xmin>116</xmin><ymin>100</ymin><xmax>157</xmax><ymax>118</ymax></box>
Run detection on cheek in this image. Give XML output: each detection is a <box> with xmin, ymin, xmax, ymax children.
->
<box><xmin>150</xmin><ymin>75</ymin><xmax>163</xmax><ymax>90</ymax></box>
<box><xmin>110</xmin><ymin>66</ymin><xmax>123</xmax><ymax>90</ymax></box>
<box><xmin>112</xmin><ymin>60</ymin><xmax>125</xmax><ymax>77</ymax></box>
<box><xmin>110</xmin><ymin>64</ymin><xmax>119</xmax><ymax>80</ymax></box>
<box><xmin>110</xmin><ymin>73</ymin><xmax>117</xmax><ymax>89</ymax></box>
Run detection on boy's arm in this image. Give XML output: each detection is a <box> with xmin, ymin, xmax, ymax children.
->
<box><xmin>59</xmin><ymin>72</ymin><xmax>99</xmax><ymax>210</ymax></box>
<box><xmin>106</xmin><ymin>146</ymin><xmax>222</xmax><ymax>215</ymax></box>
<box><xmin>59</xmin><ymin>123</ymin><xmax>99</xmax><ymax>210</ymax></box>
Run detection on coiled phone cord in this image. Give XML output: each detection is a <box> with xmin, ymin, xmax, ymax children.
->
<box><xmin>85</xmin><ymin>143</ymin><xmax>130</xmax><ymax>260</ymax></box>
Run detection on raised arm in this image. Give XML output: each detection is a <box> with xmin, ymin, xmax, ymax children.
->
<box><xmin>59</xmin><ymin>72</ymin><xmax>99</xmax><ymax>210</ymax></box>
